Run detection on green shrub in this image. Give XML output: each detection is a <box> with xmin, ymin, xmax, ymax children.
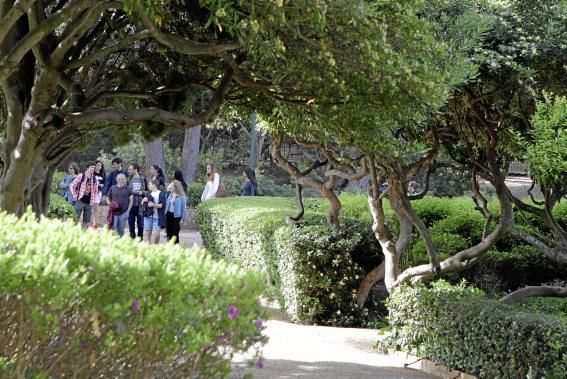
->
<box><xmin>0</xmin><ymin>211</ymin><xmax>266</xmax><ymax>377</ymax></box>
<box><xmin>47</xmin><ymin>193</ymin><xmax>76</xmax><ymax>220</ymax></box>
<box><xmin>380</xmin><ymin>280</ymin><xmax>567</xmax><ymax>378</ymax></box>
<box><xmin>186</xmin><ymin>182</ymin><xmax>206</xmax><ymax>207</ymax></box>
<box><xmin>197</xmin><ymin>197</ymin><xmax>381</xmax><ymax>325</ymax></box>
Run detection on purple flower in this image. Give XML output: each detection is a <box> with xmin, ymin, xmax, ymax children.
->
<box><xmin>131</xmin><ymin>299</ymin><xmax>139</xmax><ymax>314</ymax></box>
<box><xmin>254</xmin><ymin>319</ymin><xmax>266</xmax><ymax>331</ymax></box>
<box><xmin>227</xmin><ymin>304</ymin><xmax>239</xmax><ymax>320</ymax></box>
<box><xmin>256</xmin><ymin>358</ymin><xmax>265</xmax><ymax>369</ymax></box>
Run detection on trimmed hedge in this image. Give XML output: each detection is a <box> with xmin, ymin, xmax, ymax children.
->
<box><xmin>0</xmin><ymin>211</ymin><xmax>266</xmax><ymax>377</ymax></box>
<box><xmin>197</xmin><ymin>196</ymin><xmax>380</xmax><ymax>325</ymax></box>
<box><xmin>379</xmin><ymin>281</ymin><xmax>567</xmax><ymax>378</ymax></box>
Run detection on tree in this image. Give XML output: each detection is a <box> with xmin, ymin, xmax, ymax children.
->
<box><xmin>3</xmin><ymin>0</ymin><xmax>418</xmax><ymax>214</ymax></box>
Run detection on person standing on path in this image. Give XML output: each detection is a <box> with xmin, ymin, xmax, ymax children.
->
<box><xmin>92</xmin><ymin>160</ymin><xmax>106</xmax><ymax>228</ymax></box>
<box><xmin>141</xmin><ymin>179</ymin><xmax>167</xmax><ymax>244</ymax></box>
<box><xmin>70</xmin><ymin>161</ymin><xmax>98</xmax><ymax>229</ymax></box>
<box><xmin>149</xmin><ymin>165</ymin><xmax>166</xmax><ymax>191</ymax></box>
<box><xmin>60</xmin><ymin>162</ymin><xmax>80</xmax><ymax>204</ymax></box>
<box><xmin>165</xmin><ymin>180</ymin><xmax>187</xmax><ymax>244</ymax></box>
<box><xmin>173</xmin><ymin>170</ymin><xmax>188</xmax><ymax>193</ymax></box>
<box><xmin>107</xmin><ymin>173</ymin><xmax>133</xmax><ymax>237</ymax></box>
<box><xmin>127</xmin><ymin>163</ymin><xmax>147</xmax><ymax>240</ymax></box>
<box><xmin>102</xmin><ymin>157</ymin><xmax>126</xmax><ymax>200</ymax></box>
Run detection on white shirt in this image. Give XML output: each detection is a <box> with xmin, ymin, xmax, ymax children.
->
<box><xmin>201</xmin><ymin>173</ymin><xmax>220</xmax><ymax>202</ymax></box>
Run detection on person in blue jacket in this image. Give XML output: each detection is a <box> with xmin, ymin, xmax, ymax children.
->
<box><xmin>165</xmin><ymin>180</ymin><xmax>187</xmax><ymax>244</ymax></box>
<box><xmin>241</xmin><ymin>167</ymin><xmax>259</xmax><ymax>196</ymax></box>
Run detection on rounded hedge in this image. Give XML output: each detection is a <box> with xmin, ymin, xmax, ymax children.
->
<box><xmin>0</xmin><ymin>211</ymin><xmax>266</xmax><ymax>377</ymax></box>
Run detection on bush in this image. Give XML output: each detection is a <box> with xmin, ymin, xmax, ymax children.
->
<box><xmin>186</xmin><ymin>182</ymin><xmax>206</xmax><ymax>207</ymax></box>
<box><xmin>380</xmin><ymin>280</ymin><xmax>567</xmax><ymax>378</ymax></box>
<box><xmin>51</xmin><ymin>170</ymin><xmax>67</xmax><ymax>195</ymax></box>
<box><xmin>47</xmin><ymin>193</ymin><xmax>76</xmax><ymax>220</ymax></box>
<box><xmin>197</xmin><ymin>197</ymin><xmax>381</xmax><ymax>326</ymax></box>
<box><xmin>0</xmin><ymin>211</ymin><xmax>266</xmax><ymax>377</ymax></box>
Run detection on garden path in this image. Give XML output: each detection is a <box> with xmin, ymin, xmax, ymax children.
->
<box><xmin>176</xmin><ymin>230</ymin><xmax>435</xmax><ymax>379</ymax></box>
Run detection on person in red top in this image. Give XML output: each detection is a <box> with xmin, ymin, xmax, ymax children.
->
<box><xmin>70</xmin><ymin>161</ymin><xmax>98</xmax><ymax>229</ymax></box>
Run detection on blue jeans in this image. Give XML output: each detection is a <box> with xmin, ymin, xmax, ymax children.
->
<box><xmin>129</xmin><ymin>206</ymin><xmax>143</xmax><ymax>240</ymax></box>
<box><xmin>113</xmin><ymin>212</ymin><xmax>129</xmax><ymax>237</ymax></box>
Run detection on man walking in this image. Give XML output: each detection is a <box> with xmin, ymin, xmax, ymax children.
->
<box><xmin>107</xmin><ymin>173</ymin><xmax>133</xmax><ymax>237</ymax></box>
<box><xmin>128</xmin><ymin>163</ymin><xmax>147</xmax><ymax>240</ymax></box>
<box><xmin>102</xmin><ymin>157</ymin><xmax>126</xmax><ymax>198</ymax></box>
<box><xmin>70</xmin><ymin>161</ymin><xmax>98</xmax><ymax>228</ymax></box>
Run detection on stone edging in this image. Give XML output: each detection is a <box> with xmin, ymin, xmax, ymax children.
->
<box><xmin>388</xmin><ymin>350</ymin><xmax>477</xmax><ymax>379</ymax></box>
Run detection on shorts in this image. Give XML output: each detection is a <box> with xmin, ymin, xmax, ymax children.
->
<box><xmin>143</xmin><ymin>216</ymin><xmax>161</xmax><ymax>232</ymax></box>
<box><xmin>93</xmin><ymin>192</ymin><xmax>102</xmax><ymax>204</ymax></box>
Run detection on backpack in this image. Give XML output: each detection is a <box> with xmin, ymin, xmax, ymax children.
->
<box><xmin>216</xmin><ymin>180</ymin><xmax>229</xmax><ymax>198</ymax></box>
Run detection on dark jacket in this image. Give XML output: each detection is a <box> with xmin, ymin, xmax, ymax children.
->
<box><xmin>242</xmin><ymin>180</ymin><xmax>259</xmax><ymax>196</ymax></box>
<box><xmin>144</xmin><ymin>190</ymin><xmax>168</xmax><ymax>228</ymax></box>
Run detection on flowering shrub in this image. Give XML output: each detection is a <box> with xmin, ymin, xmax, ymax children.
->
<box><xmin>0</xmin><ymin>211</ymin><xmax>266</xmax><ymax>377</ymax></box>
<box><xmin>379</xmin><ymin>281</ymin><xmax>567</xmax><ymax>378</ymax></box>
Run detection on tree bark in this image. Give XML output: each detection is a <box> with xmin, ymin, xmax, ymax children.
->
<box><xmin>181</xmin><ymin>124</ymin><xmax>201</xmax><ymax>184</ymax></box>
<box><xmin>144</xmin><ymin>138</ymin><xmax>167</xmax><ymax>176</ymax></box>
<box><xmin>356</xmin><ymin>262</ymin><xmax>385</xmax><ymax>307</ymax></box>
<box><xmin>249</xmin><ymin>113</ymin><xmax>258</xmax><ymax>169</ymax></box>
<box><xmin>27</xmin><ymin>165</ymin><xmax>55</xmax><ymax>217</ymax></box>
<box><xmin>500</xmin><ymin>286</ymin><xmax>567</xmax><ymax>304</ymax></box>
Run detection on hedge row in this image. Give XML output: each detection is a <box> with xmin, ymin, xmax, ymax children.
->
<box><xmin>379</xmin><ymin>281</ymin><xmax>567</xmax><ymax>378</ymax></box>
<box><xmin>197</xmin><ymin>196</ymin><xmax>381</xmax><ymax>325</ymax></box>
<box><xmin>0</xmin><ymin>211</ymin><xmax>266</xmax><ymax>377</ymax></box>
<box><xmin>198</xmin><ymin>194</ymin><xmax>567</xmax><ymax>321</ymax></box>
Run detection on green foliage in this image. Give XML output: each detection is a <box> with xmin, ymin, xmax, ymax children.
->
<box><xmin>0</xmin><ymin>211</ymin><xmax>266</xmax><ymax>377</ymax></box>
<box><xmin>186</xmin><ymin>182</ymin><xmax>206</xmax><ymax>208</ymax></box>
<box><xmin>525</xmin><ymin>94</ymin><xmax>567</xmax><ymax>188</ymax></box>
<box><xmin>379</xmin><ymin>281</ymin><xmax>567</xmax><ymax>378</ymax></box>
<box><xmin>47</xmin><ymin>194</ymin><xmax>76</xmax><ymax>220</ymax></box>
<box><xmin>197</xmin><ymin>197</ymin><xmax>381</xmax><ymax>326</ymax></box>
<box><xmin>51</xmin><ymin>171</ymin><xmax>67</xmax><ymax>195</ymax></box>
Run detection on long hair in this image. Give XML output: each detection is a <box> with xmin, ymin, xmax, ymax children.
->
<box><xmin>174</xmin><ymin>170</ymin><xmax>185</xmax><ymax>183</ymax></box>
<box><xmin>95</xmin><ymin>160</ymin><xmax>106</xmax><ymax>177</ymax></box>
<box><xmin>68</xmin><ymin>162</ymin><xmax>80</xmax><ymax>176</ymax></box>
<box><xmin>152</xmin><ymin>165</ymin><xmax>165</xmax><ymax>178</ymax></box>
<box><xmin>170</xmin><ymin>180</ymin><xmax>187</xmax><ymax>198</ymax></box>
<box><xmin>244</xmin><ymin>167</ymin><xmax>257</xmax><ymax>187</ymax></box>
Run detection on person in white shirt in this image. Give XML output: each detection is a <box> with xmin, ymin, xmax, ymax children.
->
<box><xmin>201</xmin><ymin>163</ymin><xmax>220</xmax><ymax>202</ymax></box>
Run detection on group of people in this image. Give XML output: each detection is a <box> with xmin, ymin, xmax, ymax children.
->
<box><xmin>60</xmin><ymin>158</ymin><xmax>187</xmax><ymax>244</ymax></box>
<box><xmin>60</xmin><ymin>159</ymin><xmax>260</xmax><ymax>244</ymax></box>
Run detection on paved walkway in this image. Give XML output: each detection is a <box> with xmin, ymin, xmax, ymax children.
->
<box><xmin>177</xmin><ymin>230</ymin><xmax>435</xmax><ymax>379</ymax></box>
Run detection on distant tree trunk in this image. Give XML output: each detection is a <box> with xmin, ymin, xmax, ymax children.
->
<box><xmin>181</xmin><ymin>125</ymin><xmax>201</xmax><ymax>184</ymax></box>
<box><xmin>144</xmin><ymin>138</ymin><xmax>167</xmax><ymax>176</ymax></box>
<box><xmin>249</xmin><ymin>114</ymin><xmax>258</xmax><ymax>169</ymax></box>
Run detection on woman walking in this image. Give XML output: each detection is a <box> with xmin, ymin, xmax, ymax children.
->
<box><xmin>200</xmin><ymin>164</ymin><xmax>220</xmax><ymax>202</ymax></box>
<box><xmin>165</xmin><ymin>180</ymin><xmax>187</xmax><ymax>244</ymax></box>
<box><xmin>241</xmin><ymin>167</ymin><xmax>259</xmax><ymax>196</ymax></box>
<box><xmin>141</xmin><ymin>179</ymin><xmax>167</xmax><ymax>244</ymax></box>
<box><xmin>60</xmin><ymin>162</ymin><xmax>80</xmax><ymax>204</ymax></box>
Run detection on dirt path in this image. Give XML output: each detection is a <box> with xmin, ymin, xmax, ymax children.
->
<box><xmin>176</xmin><ymin>230</ymin><xmax>435</xmax><ymax>379</ymax></box>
